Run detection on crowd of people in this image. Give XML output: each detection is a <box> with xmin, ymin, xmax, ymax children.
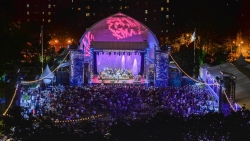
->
<box><xmin>19</xmin><ymin>83</ymin><xmax>218</xmax><ymax>123</ymax></box>
<box><xmin>11</xmin><ymin>83</ymin><xmax>250</xmax><ymax>140</ymax></box>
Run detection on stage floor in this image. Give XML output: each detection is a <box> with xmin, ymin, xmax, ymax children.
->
<box><xmin>90</xmin><ymin>75</ymin><xmax>147</xmax><ymax>84</ymax></box>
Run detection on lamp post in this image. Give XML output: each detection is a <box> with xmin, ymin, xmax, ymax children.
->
<box><xmin>232</xmin><ymin>41</ymin><xmax>243</xmax><ymax>59</ymax></box>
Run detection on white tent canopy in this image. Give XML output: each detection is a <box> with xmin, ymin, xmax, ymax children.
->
<box><xmin>206</xmin><ymin>62</ymin><xmax>250</xmax><ymax>108</ymax></box>
<box><xmin>57</xmin><ymin>62</ymin><xmax>69</xmax><ymax>70</ymax></box>
<box><xmin>40</xmin><ymin>65</ymin><xmax>55</xmax><ymax>84</ymax></box>
<box><xmin>235</xmin><ymin>53</ymin><xmax>248</xmax><ymax>66</ymax></box>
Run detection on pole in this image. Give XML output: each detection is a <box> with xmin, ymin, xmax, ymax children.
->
<box><xmin>194</xmin><ymin>38</ymin><xmax>195</xmax><ymax>65</ymax></box>
<box><xmin>41</xmin><ymin>26</ymin><xmax>44</xmax><ymax>73</ymax></box>
<box><xmin>193</xmin><ymin>28</ymin><xmax>196</xmax><ymax>74</ymax></box>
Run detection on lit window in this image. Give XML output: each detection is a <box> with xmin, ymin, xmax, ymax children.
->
<box><xmin>27</xmin><ymin>4</ymin><xmax>29</xmax><ymax>8</ymax></box>
<box><xmin>166</xmin><ymin>7</ymin><xmax>169</xmax><ymax>11</ymax></box>
<box><xmin>161</xmin><ymin>7</ymin><xmax>164</xmax><ymax>11</ymax></box>
<box><xmin>154</xmin><ymin>10</ymin><xmax>156</xmax><ymax>12</ymax></box>
<box><xmin>27</xmin><ymin>19</ymin><xmax>29</xmax><ymax>22</ymax></box>
<box><xmin>124</xmin><ymin>6</ymin><xmax>129</xmax><ymax>9</ymax></box>
<box><xmin>42</xmin><ymin>19</ymin><xmax>44</xmax><ymax>22</ymax></box>
<box><xmin>72</xmin><ymin>0</ymin><xmax>73</xmax><ymax>2</ymax></box>
<box><xmin>173</xmin><ymin>23</ymin><xmax>174</xmax><ymax>25</ymax></box>
<box><xmin>120</xmin><ymin>6</ymin><xmax>122</xmax><ymax>10</ymax></box>
<box><xmin>166</xmin><ymin>0</ymin><xmax>169</xmax><ymax>3</ymax></box>
<box><xmin>154</xmin><ymin>18</ymin><xmax>156</xmax><ymax>21</ymax></box>
<box><xmin>48</xmin><ymin>4</ymin><xmax>51</xmax><ymax>8</ymax></box>
<box><xmin>166</xmin><ymin>22</ymin><xmax>168</xmax><ymax>24</ymax></box>
<box><xmin>93</xmin><ymin>13</ymin><xmax>95</xmax><ymax>16</ymax></box>
<box><xmin>27</xmin><ymin>11</ymin><xmax>29</xmax><ymax>15</ymax></box>
<box><xmin>34</xmin><ymin>12</ymin><xmax>39</xmax><ymax>15</ymax></box>
<box><xmin>53</xmin><ymin>4</ymin><xmax>56</xmax><ymax>7</ymax></box>
<box><xmin>145</xmin><ymin>18</ymin><xmax>147</xmax><ymax>21</ymax></box>
<box><xmin>173</xmin><ymin>15</ymin><xmax>174</xmax><ymax>17</ymax></box>
<box><xmin>42</xmin><ymin>12</ymin><xmax>44</xmax><ymax>14</ymax></box>
<box><xmin>161</xmin><ymin>30</ymin><xmax>163</xmax><ymax>33</ymax></box>
<box><xmin>166</xmin><ymin>15</ymin><xmax>169</xmax><ymax>18</ymax></box>
<box><xmin>86</xmin><ymin>13</ymin><xmax>90</xmax><ymax>16</ymax></box>
<box><xmin>78</xmin><ymin>8</ymin><xmax>81</xmax><ymax>10</ymax></box>
<box><xmin>86</xmin><ymin>6</ymin><xmax>90</xmax><ymax>9</ymax></box>
<box><xmin>48</xmin><ymin>12</ymin><xmax>51</xmax><ymax>15</ymax></box>
<box><xmin>166</xmin><ymin>30</ymin><xmax>168</xmax><ymax>33</ymax></box>
<box><xmin>145</xmin><ymin>10</ymin><xmax>148</xmax><ymax>14</ymax></box>
<box><xmin>48</xmin><ymin>19</ymin><xmax>51</xmax><ymax>23</ymax></box>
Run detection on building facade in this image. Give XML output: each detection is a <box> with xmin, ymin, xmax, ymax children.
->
<box><xmin>16</xmin><ymin>0</ymin><xmax>174</xmax><ymax>48</ymax></box>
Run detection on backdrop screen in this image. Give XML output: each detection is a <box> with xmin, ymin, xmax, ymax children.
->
<box><xmin>96</xmin><ymin>53</ymin><xmax>141</xmax><ymax>76</ymax></box>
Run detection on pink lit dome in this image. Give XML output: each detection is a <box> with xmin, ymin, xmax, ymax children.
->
<box><xmin>79</xmin><ymin>12</ymin><xmax>159</xmax><ymax>61</ymax></box>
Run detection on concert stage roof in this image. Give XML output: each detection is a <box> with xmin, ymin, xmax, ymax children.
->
<box><xmin>79</xmin><ymin>12</ymin><xmax>159</xmax><ymax>61</ymax></box>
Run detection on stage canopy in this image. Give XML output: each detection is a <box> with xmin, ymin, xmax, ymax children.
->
<box><xmin>79</xmin><ymin>12</ymin><xmax>159</xmax><ymax>61</ymax></box>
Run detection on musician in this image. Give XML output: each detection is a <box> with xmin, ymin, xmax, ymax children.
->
<box><xmin>99</xmin><ymin>74</ymin><xmax>104</xmax><ymax>83</ymax></box>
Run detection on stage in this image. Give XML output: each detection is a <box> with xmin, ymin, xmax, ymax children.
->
<box><xmin>90</xmin><ymin>75</ymin><xmax>148</xmax><ymax>85</ymax></box>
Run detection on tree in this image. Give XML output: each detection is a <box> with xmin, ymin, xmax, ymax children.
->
<box><xmin>172</xmin><ymin>0</ymin><xmax>239</xmax><ymax>66</ymax></box>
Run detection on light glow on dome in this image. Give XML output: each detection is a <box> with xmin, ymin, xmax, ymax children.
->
<box><xmin>106</xmin><ymin>16</ymin><xmax>143</xmax><ymax>40</ymax></box>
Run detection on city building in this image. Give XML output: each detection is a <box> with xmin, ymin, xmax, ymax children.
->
<box><xmin>16</xmin><ymin>0</ymin><xmax>175</xmax><ymax>51</ymax></box>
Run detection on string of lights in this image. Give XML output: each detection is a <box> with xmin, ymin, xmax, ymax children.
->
<box><xmin>21</xmin><ymin>51</ymin><xmax>70</xmax><ymax>84</ymax></box>
<box><xmin>3</xmin><ymin>84</ymin><xmax>19</xmax><ymax>115</ymax></box>
<box><xmin>222</xmin><ymin>90</ymin><xmax>236</xmax><ymax>112</ymax></box>
<box><xmin>53</xmin><ymin>114</ymin><xmax>104</xmax><ymax>123</ymax></box>
<box><xmin>168</xmin><ymin>52</ymin><xmax>218</xmax><ymax>86</ymax></box>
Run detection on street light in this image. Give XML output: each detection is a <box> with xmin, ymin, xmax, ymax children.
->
<box><xmin>232</xmin><ymin>40</ymin><xmax>243</xmax><ymax>58</ymax></box>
